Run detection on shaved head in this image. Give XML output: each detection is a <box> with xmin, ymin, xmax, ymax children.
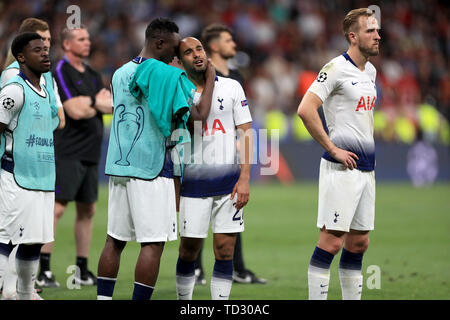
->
<box><xmin>178</xmin><ymin>37</ymin><xmax>208</xmax><ymax>75</ymax></box>
<box><xmin>178</xmin><ymin>37</ymin><xmax>201</xmax><ymax>57</ymax></box>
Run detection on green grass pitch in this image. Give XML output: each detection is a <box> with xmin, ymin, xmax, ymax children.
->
<box><xmin>39</xmin><ymin>182</ymin><xmax>450</xmax><ymax>300</ymax></box>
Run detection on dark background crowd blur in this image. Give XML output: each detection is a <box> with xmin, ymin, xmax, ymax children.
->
<box><xmin>0</xmin><ymin>0</ymin><xmax>449</xmax><ymax>150</ymax></box>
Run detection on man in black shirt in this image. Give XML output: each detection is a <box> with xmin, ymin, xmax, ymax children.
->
<box><xmin>196</xmin><ymin>24</ymin><xmax>267</xmax><ymax>285</ymax></box>
<box><xmin>37</xmin><ymin>26</ymin><xmax>112</xmax><ymax>287</ymax></box>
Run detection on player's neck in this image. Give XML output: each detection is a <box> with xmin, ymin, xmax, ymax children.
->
<box><xmin>346</xmin><ymin>47</ymin><xmax>369</xmax><ymax>71</ymax></box>
<box><xmin>20</xmin><ymin>66</ymin><xmax>41</xmax><ymax>89</ymax></box>
<box><xmin>65</xmin><ymin>52</ymin><xmax>85</xmax><ymax>72</ymax></box>
<box><xmin>211</xmin><ymin>55</ymin><xmax>229</xmax><ymax>76</ymax></box>
<box><xmin>138</xmin><ymin>48</ymin><xmax>154</xmax><ymax>60</ymax></box>
<box><xmin>187</xmin><ymin>72</ymin><xmax>205</xmax><ymax>92</ymax></box>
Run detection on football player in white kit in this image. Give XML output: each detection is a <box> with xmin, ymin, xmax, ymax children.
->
<box><xmin>0</xmin><ymin>33</ymin><xmax>57</xmax><ymax>300</ymax></box>
<box><xmin>0</xmin><ymin>18</ymin><xmax>64</xmax><ymax>300</ymax></box>
<box><xmin>174</xmin><ymin>37</ymin><xmax>253</xmax><ymax>300</ymax></box>
<box><xmin>297</xmin><ymin>8</ymin><xmax>381</xmax><ymax>300</ymax></box>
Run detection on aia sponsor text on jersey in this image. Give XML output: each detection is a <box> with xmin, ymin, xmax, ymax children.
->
<box><xmin>356</xmin><ymin>96</ymin><xmax>376</xmax><ymax>111</ymax></box>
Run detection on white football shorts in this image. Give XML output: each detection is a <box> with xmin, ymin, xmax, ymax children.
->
<box><xmin>179</xmin><ymin>194</ymin><xmax>244</xmax><ymax>238</ymax></box>
<box><xmin>0</xmin><ymin>170</ymin><xmax>54</xmax><ymax>245</ymax></box>
<box><xmin>317</xmin><ymin>158</ymin><xmax>375</xmax><ymax>232</ymax></box>
<box><xmin>107</xmin><ymin>175</ymin><xmax>177</xmax><ymax>243</ymax></box>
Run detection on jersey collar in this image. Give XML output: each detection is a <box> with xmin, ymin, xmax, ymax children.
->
<box><xmin>342</xmin><ymin>52</ymin><xmax>358</xmax><ymax>68</ymax></box>
<box><xmin>132</xmin><ymin>56</ymin><xmax>148</xmax><ymax>64</ymax></box>
<box><xmin>18</xmin><ymin>71</ymin><xmax>32</xmax><ymax>83</ymax></box>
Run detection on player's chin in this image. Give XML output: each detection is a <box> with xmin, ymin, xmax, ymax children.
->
<box><xmin>371</xmin><ymin>44</ymin><xmax>380</xmax><ymax>55</ymax></box>
<box><xmin>39</xmin><ymin>64</ymin><xmax>51</xmax><ymax>73</ymax></box>
<box><xmin>194</xmin><ymin>65</ymin><xmax>207</xmax><ymax>73</ymax></box>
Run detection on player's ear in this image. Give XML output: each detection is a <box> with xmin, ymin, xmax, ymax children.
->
<box><xmin>16</xmin><ymin>52</ymin><xmax>25</xmax><ymax>64</ymax></box>
<box><xmin>62</xmin><ymin>39</ymin><xmax>70</xmax><ymax>52</ymax></box>
<box><xmin>155</xmin><ymin>39</ymin><xmax>164</xmax><ymax>50</ymax></box>
<box><xmin>348</xmin><ymin>31</ymin><xmax>357</xmax><ymax>44</ymax></box>
<box><xmin>209</xmin><ymin>40</ymin><xmax>219</xmax><ymax>54</ymax></box>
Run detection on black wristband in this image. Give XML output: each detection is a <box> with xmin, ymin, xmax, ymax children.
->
<box><xmin>90</xmin><ymin>96</ymin><xmax>96</xmax><ymax>107</ymax></box>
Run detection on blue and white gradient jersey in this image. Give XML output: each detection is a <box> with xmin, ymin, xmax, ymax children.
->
<box><xmin>307</xmin><ymin>53</ymin><xmax>377</xmax><ymax>171</ymax></box>
<box><xmin>181</xmin><ymin>76</ymin><xmax>252</xmax><ymax>197</ymax></box>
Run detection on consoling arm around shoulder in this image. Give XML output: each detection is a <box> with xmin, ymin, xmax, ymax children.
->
<box><xmin>187</xmin><ymin>61</ymin><xmax>216</xmax><ymax>130</ymax></box>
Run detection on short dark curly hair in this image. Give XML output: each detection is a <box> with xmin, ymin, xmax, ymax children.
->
<box><xmin>145</xmin><ymin>18</ymin><xmax>179</xmax><ymax>40</ymax></box>
<box><xmin>11</xmin><ymin>32</ymin><xmax>43</xmax><ymax>60</ymax></box>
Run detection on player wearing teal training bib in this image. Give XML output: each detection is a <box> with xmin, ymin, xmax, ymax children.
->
<box><xmin>0</xmin><ymin>33</ymin><xmax>56</xmax><ymax>300</ymax></box>
<box><xmin>96</xmin><ymin>18</ymin><xmax>215</xmax><ymax>301</ymax></box>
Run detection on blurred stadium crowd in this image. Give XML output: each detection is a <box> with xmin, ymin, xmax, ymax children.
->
<box><xmin>0</xmin><ymin>0</ymin><xmax>448</xmax><ymax>145</ymax></box>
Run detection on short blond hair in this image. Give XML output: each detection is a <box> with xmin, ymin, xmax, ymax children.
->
<box><xmin>343</xmin><ymin>8</ymin><xmax>374</xmax><ymax>43</ymax></box>
<box><xmin>3</xmin><ymin>18</ymin><xmax>49</xmax><ymax>69</ymax></box>
<box><xmin>60</xmin><ymin>25</ymin><xmax>87</xmax><ymax>51</ymax></box>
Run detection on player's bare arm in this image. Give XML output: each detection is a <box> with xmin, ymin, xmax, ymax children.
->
<box><xmin>188</xmin><ymin>59</ymin><xmax>216</xmax><ymax>127</ymax></box>
<box><xmin>231</xmin><ymin>121</ymin><xmax>253</xmax><ymax>210</ymax></box>
<box><xmin>297</xmin><ymin>91</ymin><xmax>358</xmax><ymax>170</ymax></box>
<box><xmin>57</xmin><ymin>107</ymin><xmax>65</xmax><ymax>129</ymax></box>
<box><xmin>174</xmin><ymin>176</ymin><xmax>181</xmax><ymax>212</ymax></box>
<box><xmin>93</xmin><ymin>88</ymin><xmax>113</xmax><ymax>114</ymax></box>
<box><xmin>0</xmin><ymin>122</ymin><xmax>7</xmax><ymax>133</ymax></box>
<box><xmin>62</xmin><ymin>96</ymin><xmax>97</xmax><ymax>120</ymax></box>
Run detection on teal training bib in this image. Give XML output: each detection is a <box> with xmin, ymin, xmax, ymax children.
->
<box><xmin>106</xmin><ymin>61</ymin><xmax>166</xmax><ymax>179</ymax></box>
<box><xmin>4</xmin><ymin>75</ymin><xmax>56</xmax><ymax>191</ymax></box>
<box><xmin>1</xmin><ymin>63</ymin><xmax>59</xmax><ymax>159</ymax></box>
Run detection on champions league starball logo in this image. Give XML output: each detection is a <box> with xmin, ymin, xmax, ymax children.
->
<box><xmin>2</xmin><ymin>97</ymin><xmax>14</xmax><ymax>110</ymax></box>
<box><xmin>317</xmin><ymin>72</ymin><xmax>327</xmax><ymax>83</ymax></box>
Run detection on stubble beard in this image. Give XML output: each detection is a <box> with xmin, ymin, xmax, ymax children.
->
<box><xmin>359</xmin><ymin>43</ymin><xmax>379</xmax><ymax>58</ymax></box>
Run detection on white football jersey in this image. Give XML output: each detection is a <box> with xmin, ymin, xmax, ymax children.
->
<box><xmin>307</xmin><ymin>53</ymin><xmax>377</xmax><ymax>171</ymax></box>
<box><xmin>181</xmin><ymin>76</ymin><xmax>252</xmax><ymax>197</ymax></box>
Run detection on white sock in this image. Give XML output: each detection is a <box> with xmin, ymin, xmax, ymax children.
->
<box><xmin>210</xmin><ymin>276</ymin><xmax>232</xmax><ymax>300</ymax></box>
<box><xmin>308</xmin><ymin>265</ymin><xmax>330</xmax><ymax>300</ymax></box>
<box><xmin>97</xmin><ymin>295</ymin><xmax>113</xmax><ymax>300</ymax></box>
<box><xmin>176</xmin><ymin>274</ymin><xmax>196</xmax><ymax>300</ymax></box>
<box><xmin>2</xmin><ymin>246</ymin><xmax>18</xmax><ymax>299</ymax></box>
<box><xmin>339</xmin><ymin>268</ymin><xmax>363</xmax><ymax>300</ymax></box>
<box><xmin>15</xmin><ymin>258</ymin><xmax>39</xmax><ymax>300</ymax></box>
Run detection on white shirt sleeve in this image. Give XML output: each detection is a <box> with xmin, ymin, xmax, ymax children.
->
<box><xmin>232</xmin><ymin>80</ymin><xmax>252</xmax><ymax>126</ymax></box>
<box><xmin>0</xmin><ymin>67</ymin><xmax>19</xmax><ymax>88</ymax></box>
<box><xmin>0</xmin><ymin>83</ymin><xmax>24</xmax><ymax>126</ymax></box>
<box><xmin>307</xmin><ymin>60</ymin><xmax>341</xmax><ymax>103</ymax></box>
<box><xmin>52</xmin><ymin>77</ymin><xmax>63</xmax><ymax>108</ymax></box>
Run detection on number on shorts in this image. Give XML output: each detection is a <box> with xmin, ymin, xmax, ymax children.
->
<box><xmin>232</xmin><ymin>204</ymin><xmax>243</xmax><ymax>223</ymax></box>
